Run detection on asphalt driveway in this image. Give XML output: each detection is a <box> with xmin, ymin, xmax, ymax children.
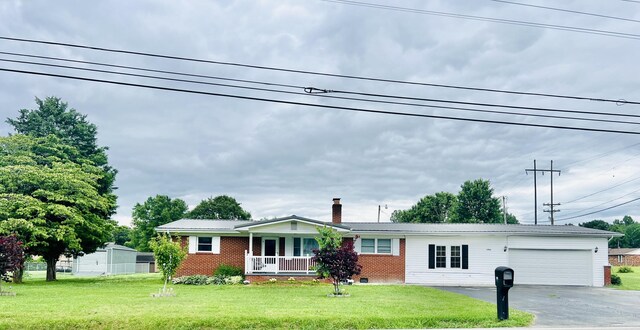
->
<box><xmin>439</xmin><ymin>286</ymin><xmax>640</xmax><ymax>327</ymax></box>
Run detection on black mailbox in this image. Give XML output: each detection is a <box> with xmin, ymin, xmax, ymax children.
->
<box><xmin>494</xmin><ymin>266</ymin><xmax>514</xmax><ymax>320</ymax></box>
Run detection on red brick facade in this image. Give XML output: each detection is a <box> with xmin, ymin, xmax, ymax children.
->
<box><xmin>608</xmin><ymin>255</ymin><xmax>640</xmax><ymax>266</ymax></box>
<box><xmin>176</xmin><ymin>236</ymin><xmax>255</xmax><ymax>276</ymax></box>
<box><xmin>352</xmin><ymin>238</ymin><xmax>405</xmax><ymax>283</ymax></box>
<box><xmin>176</xmin><ymin>235</ymin><xmax>406</xmax><ymax>282</ymax></box>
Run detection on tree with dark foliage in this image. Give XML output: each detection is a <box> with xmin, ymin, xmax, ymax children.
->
<box><xmin>312</xmin><ymin>227</ymin><xmax>361</xmax><ymax>295</ymax></box>
<box><xmin>0</xmin><ymin>235</ymin><xmax>24</xmax><ymax>292</ymax></box>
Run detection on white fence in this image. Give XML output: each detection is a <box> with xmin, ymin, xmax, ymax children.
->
<box><xmin>245</xmin><ymin>255</ymin><xmax>316</xmax><ymax>274</ymax></box>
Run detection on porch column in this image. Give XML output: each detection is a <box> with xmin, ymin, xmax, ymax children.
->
<box><xmin>249</xmin><ymin>232</ymin><xmax>253</xmax><ymax>256</ymax></box>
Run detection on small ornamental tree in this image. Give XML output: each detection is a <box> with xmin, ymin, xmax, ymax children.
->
<box><xmin>0</xmin><ymin>235</ymin><xmax>24</xmax><ymax>292</ymax></box>
<box><xmin>312</xmin><ymin>227</ymin><xmax>362</xmax><ymax>296</ymax></box>
<box><xmin>149</xmin><ymin>233</ymin><xmax>186</xmax><ymax>282</ymax></box>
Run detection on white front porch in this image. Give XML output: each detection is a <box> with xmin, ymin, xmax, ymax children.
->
<box><xmin>244</xmin><ymin>252</ymin><xmax>316</xmax><ymax>274</ymax></box>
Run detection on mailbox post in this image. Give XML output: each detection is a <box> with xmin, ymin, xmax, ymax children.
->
<box><xmin>494</xmin><ymin>266</ymin><xmax>514</xmax><ymax>320</ymax></box>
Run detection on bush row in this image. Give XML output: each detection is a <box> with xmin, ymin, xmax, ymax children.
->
<box><xmin>172</xmin><ymin>274</ymin><xmax>244</xmax><ymax>285</ymax></box>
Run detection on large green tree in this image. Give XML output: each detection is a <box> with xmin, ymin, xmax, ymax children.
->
<box><xmin>112</xmin><ymin>225</ymin><xmax>132</xmax><ymax>246</ymax></box>
<box><xmin>451</xmin><ymin>179</ymin><xmax>502</xmax><ymax>223</ymax></box>
<box><xmin>0</xmin><ymin>134</ymin><xmax>115</xmax><ymax>281</ymax></box>
<box><xmin>608</xmin><ymin>215</ymin><xmax>636</xmax><ymax>248</ymax></box>
<box><xmin>186</xmin><ymin>195</ymin><xmax>251</xmax><ymax>220</ymax></box>
<box><xmin>129</xmin><ymin>195</ymin><xmax>188</xmax><ymax>252</ymax></box>
<box><xmin>6</xmin><ymin>96</ymin><xmax>117</xmax><ymax>216</ymax></box>
<box><xmin>391</xmin><ymin>192</ymin><xmax>457</xmax><ymax>223</ymax></box>
<box><xmin>579</xmin><ymin>220</ymin><xmax>610</xmax><ymax>231</ymax></box>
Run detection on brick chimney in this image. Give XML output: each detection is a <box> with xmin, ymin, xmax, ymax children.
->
<box><xmin>332</xmin><ymin>198</ymin><xmax>342</xmax><ymax>224</ymax></box>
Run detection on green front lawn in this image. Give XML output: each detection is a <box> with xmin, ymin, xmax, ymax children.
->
<box><xmin>0</xmin><ymin>272</ymin><xmax>532</xmax><ymax>329</ymax></box>
<box><xmin>613</xmin><ymin>266</ymin><xmax>640</xmax><ymax>290</ymax></box>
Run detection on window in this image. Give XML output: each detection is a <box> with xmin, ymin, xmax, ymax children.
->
<box><xmin>361</xmin><ymin>239</ymin><xmax>375</xmax><ymax>253</ymax></box>
<box><xmin>293</xmin><ymin>238</ymin><xmax>301</xmax><ymax>256</ymax></box>
<box><xmin>429</xmin><ymin>244</ymin><xmax>468</xmax><ymax>270</ymax></box>
<box><xmin>293</xmin><ymin>237</ymin><xmax>318</xmax><ymax>256</ymax></box>
<box><xmin>197</xmin><ymin>237</ymin><xmax>212</xmax><ymax>252</ymax></box>
<box><xmin>302</xmin><ymin>238</ymin><xmax>318</xmax><ymax>256</ymax></box>
<box><xmin>360</xmin><ymin>238</ymin><xmax>392</xmax><ymax>254</ymax></box>
<box><xmin>450</xmin><ymin>246</ymin><xmax>461</xmax><ymax>268</ymax></box>
<box><xmin>291</xmin><ymin>221</ymin><xmax>297</xmax><ymax>230</ymax></box>
<box><xmin>436</xmin><ymin>246</ymin><xmax>446</xmax><ymax>268</ymax></box>
<box><xmin>377</xmin><ymin>239</ymin><xmax>391</xmax><ymax>253</ymax></box>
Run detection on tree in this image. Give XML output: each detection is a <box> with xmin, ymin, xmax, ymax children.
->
<box><xmin>186</xmin><ymin>195</ymin><xmax>251</xmax><ymax>220</ymax></box>
<box><xmin>112</xmin><ymin>225</ymin><xmax>132</xmax><ymax>246</ymax></box>
<box><xmin>623</xmin><ymin>224</ymin><xmax>640</xmax><ymax>248</ymax></box>
<box><xmin>504</xmin><ymin>213</ymin><xmax>520</xmax><ymax>224</ymax></box>
<box><xmin>150</xmin><ymin>233</ymin><xmax>186</xmax><ymax>281</ymax></box>
<box><xmin>312</xmin><ymin>226</ymin><xmax>362</xmax><ymax>296</ymax></box>
<box><xmin>391</xmin><ymin>192</ymin><xmax>457</xmax><ymax>223</ymax></box>
<box><xmin>0</xmin><ymin>134</ymin><xmax>115</xmax><ymax>281</ymax></box>
<box><xmin>0</xmin><ymin>235</ymin><xmax>24</xmax><ymax>292</ymax></box>
<box><xmin>6</xmin><ymin>96</ymin><xmax>117</xmax><ymax>216</ymax></box>
<box><xmin>579</xmin><ymin>220</ymin><xmax>610</xmax><ymax>231</ymax></box>
<box><xmin>452</xmin><ymin>179</ymin><xmax>502</xmax><ymax>223</ymax></box>
<box><xmin>607</xmin><ymin>216</ymin><xmax>636</xmax><ymax>248</ymax></box>
<box><xmin>130</xmin><ymin>195</ymin><xmax>188</xmax><ymax>252</ymax></box>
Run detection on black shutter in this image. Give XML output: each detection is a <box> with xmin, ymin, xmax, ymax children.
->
<box><xmin>428</xmin><ymin>244</ymin><xmax>435</xmax><ymax>269</ymax></box>
<box><xmin>462</xmin><ymin>245</ymin><xmax>469</xmax><ymax>269</ymax></box>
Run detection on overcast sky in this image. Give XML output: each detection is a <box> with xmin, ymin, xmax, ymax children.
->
<box><xmin>0</xmin><ymin>0</ymin><xmax>639</xmax><ymax>226</ymax></box>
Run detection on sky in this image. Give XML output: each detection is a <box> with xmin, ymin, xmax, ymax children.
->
<box><xmin>0</xmin><ymin>0</ymin><xmax>639</xmax><ymax>226</ymax></box>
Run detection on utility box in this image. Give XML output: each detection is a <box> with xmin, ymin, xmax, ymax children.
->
<box><xmin>494</xmin><ymin>266</ymin><xmax>514</xmax><ymax>320</ymax></box>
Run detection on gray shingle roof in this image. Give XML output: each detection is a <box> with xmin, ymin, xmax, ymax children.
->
<box><xmin>156</xmin><ymin>218</ymin><xmax>622</xmax><ymax>237</ymax></box>
<box><xmin>344</xmin><ymin>222</ymin><xmax>622</xmax><ymax>237</ymax></box>
<box><xmin>156</xmin><ymin>219</ymin><xmax>252</xmax><ymax>233</ymax></box>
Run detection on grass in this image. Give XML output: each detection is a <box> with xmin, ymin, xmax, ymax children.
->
<box><xmin>612</xmin><ymin>266</ymin><xmax>640</xmax><ymax>290</ymax></box>
<box><xmin>0</xmin><ymin>272</ymin><xmax>533</xmax><ymax>329</ymax></box>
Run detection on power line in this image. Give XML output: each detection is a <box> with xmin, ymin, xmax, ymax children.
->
<box><xmin>1</xmin><ymin>36</ymin><xmax>639</xmax><ymax>106</ymax></box>
<box><xmin>561</xmin><ymin>175</ymin><xmax>640</xmax><ymax>204</ymax></box>
<box><xmin>562</xmin><ymin>142</ymin><xmax>640</xmax><ymax>168</ymax></box>
<box><xmin>553</xmin><ymin>196</ymin><xmax>640</xmax><ymax>221</ymax></box>
<box><xmin>490</xmin><ymin>0</ymin><xmax>640</xmax><ymax>24</ymax></box>
<box><xmin>2</xmin><ymin>67</ymin><xmax>640</xmax><ymax>136</ymax></box>
<box><xmin>322</xmin><ymin>0</ymin><xmax>640</xmax><ymax>41</ymax></box>
<box><xmin>3</xmin><ymin>56</ymin><xmax>640</xmax><ymax>127</ymax></box>
<box><xmin>4</xmin><ymin>51</ymin><xmax>640</xmax><ymax>121</ymax></box>
<box><xmin>560</xmin><ymin>186</ymin><xmax>640</xmax><ymax>218</ymax></box>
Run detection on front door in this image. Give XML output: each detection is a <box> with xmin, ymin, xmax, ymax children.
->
<box><xmin>263</xmin><ymin>238</ymin><xmax>278</xmax><ymax>272</ymax></box>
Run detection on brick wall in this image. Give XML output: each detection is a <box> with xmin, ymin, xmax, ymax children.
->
<box><xmin>176</xmin><ymin>236</ymin><xmax>250</xmax><ymax>276</ymax></box>
<box><xmin>604</xmin><ymin>265</ymin><xmax>611</xmax><ymax>286</ymax></box>
<box><xmin>609</xmin><ymin>255</ymin><xmax>640</xmax><ymax>266</ymax></box>
<box><xmin>351</xmin><ymin>238</ymin><xmax>405</xmax><ymax>283</ymax></box>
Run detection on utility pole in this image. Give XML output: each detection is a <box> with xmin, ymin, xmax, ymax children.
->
<box><xmin>378</xmin><ymin>205</ymin><xmax>381</xmax><ymax>223</ymax></box>
<box><xmin>525</xmin><ymin>160</ymin><xmax>561</xmax><ymax>225</ymax></box>
<box><xmin>543</xmin><ymin>160</ymin><xmax>561</xmax><ymax>225</ymax></box>
<box><xmin>502</xmin><ymin>196</ymin><xmax>507</xmax><ymax>224</ymax></box>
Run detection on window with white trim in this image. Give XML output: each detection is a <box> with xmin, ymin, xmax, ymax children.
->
<box><xmin>197</xmin><ymin>237</ymin><xmax>213</xmax><ymax>252</ymax></box>
<box><xmin>435</xmin><ymin>245</ymin><xmax>446</xmax><ymax>268</ymax></box>
<box><xmin>293</xmin><ymin>237</ymin><xmax>318</xmax><ymax>256</ymax></box>
<box><xmin>361</xmin><ymin>238</ymin><xmax>392</xmax><ymax>254</ymax></box>
<box><xmin>428</xmin><ymin>244</ymin><xmax>468</xmax><ymax>270</ymax></box>
<box><xmin>450</xmin><ymin>246</ymin><xmax>461</xmax><ymax>268</ymax></box>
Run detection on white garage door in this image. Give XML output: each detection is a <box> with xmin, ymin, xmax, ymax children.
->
<box><xmin>508</xmin><ymin>249</ymin><xmax>592</xmax><ymax>286</ymax></box>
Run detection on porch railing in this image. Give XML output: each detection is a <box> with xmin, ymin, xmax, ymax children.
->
<box><xmin>245</xmin><ymin>252</ymin><xmax>316</xmax><ymax>274</ymax></box>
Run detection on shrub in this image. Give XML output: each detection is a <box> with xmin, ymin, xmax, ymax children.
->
<box><xmin>214</xmin><ymin>264</ymin><xmax>244</xmax><ymax>278</ymax></box>
<box><xmin>172</xmin><ymin>275</ymin><xmax>209</xmax><ymax>285</ymax></box>
<box><xmin>618</xmin><ymin>266</ymin><xmax>634</xmax><ymax>273</ymax></box>
<box><xmin>611</xmin><ymin>274</ymin><xmax>622</xmax><ymax>285</ymax></box>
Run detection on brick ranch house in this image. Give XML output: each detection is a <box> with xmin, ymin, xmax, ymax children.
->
<box><xmin>157</xmin><ymin>198</ymin><xmax>622</xmax><ymax>287</ymax></box>
<box><xmin>608</xmin><ymin>248</ymin><xmax>640</xmax><ymax>266</ymax></box>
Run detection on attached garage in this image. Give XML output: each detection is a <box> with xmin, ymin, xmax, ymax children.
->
<box><xmin>508</xmin><ymin>249</ymin><xmax>592</xmax><ymax>286</ymax></box>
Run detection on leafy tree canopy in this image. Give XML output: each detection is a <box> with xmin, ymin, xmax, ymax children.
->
<box><xmin>0</xmin><ymin>134</ymin><xmax>114</xmax><ymax>281</ymax></box>
<box><xmin>391</xmin><ymin>192</ymin><xmax>457</xmax><ymax>223</ymax></box>
<box><xmin>186</xmin><ymin>195</ymin><xmax>251</xmax><ymax>220</ymax></box>
<box><xmin>150</xmin><ymin>233</ymin><xmax>186</xmax><ymax>281</ymax></box>
<box><xmin>452</xmin><ymin>179</ymin><xmax>502</xmax><ymax>223</ymax></box>
<box><xmin>112</xmin><ymin>225</ymin><xmax>132</xmax><ymax>246</ymax></box>
<box><xmin>6</xmin><ymin>96</ymin><xmax>117</xmax><ymax>213</ymax></box>
<box><xmin>129</xmin><ymin>195</ymin><xmax>187</xmax><ymax>252</ymax></box>
<box><xmin>579</xmin><ymin>219</ymin><xmax>610</xmax><ymax>231</ymax></box>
